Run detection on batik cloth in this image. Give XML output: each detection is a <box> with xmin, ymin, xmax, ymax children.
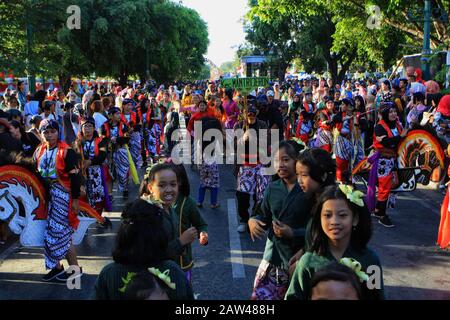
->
<box><xmin>86</xmin><ymin>165</ymin><xmax>105</xmax><ymax>211</ymax></box>
<box><xmin>129</xmin><ymin>131</ymin><xmax>142</xmax><ymax>168</ymax></box>
<box><xmin>251</xmin><ymin>260</ymin><xmax>289</xmax><ymax>300</ymax></box>
<box><xmin>146</xmin><ymin>123</ymin><xmax>162</xmax><ymax>157</ymax></box>
<box><xmin>377</xmin><ymin>156</ymin><xmax>395</xmax><ymax>201</ymax></box>
<box><xmin>335</xmin><ymin>135</ymin><xmax>353</xmax><ymax>161</ymax></box>
<box><xmin>316</xmin><ymin>128</ymin><xmax>333</xmax><ymax>149</ymax></box>
<box><xmin>44</xmin><ymin>182</ymin><xmax>74</xmax><ymax>270</ymax></box>
<box><xmin>236</xmin><ymin>165</ymin><xmax>268</xmax><ymax>202</ymax></box>
<box><xmin>198</xmin><ymin>161</ymin><xmax>220</xmax><ymax>188</ymax></box>
<box><xmin>112</xmin><ymin>147</ymin><xmax>129</xmax><ymax>192</ymax></box>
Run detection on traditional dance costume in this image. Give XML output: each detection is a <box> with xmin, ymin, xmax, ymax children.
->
<box><xmin>234</xmin><ymin>119</ymin><xmax>269</xmax><ymax>225</ymax></box>
<box><xmin>100</xmin><ymin>120</ymin><xmax>130</xmax><ymax>193</ymax></box>
<box><xmin>34</xmin><ymin>141</ymin><xmax>81</xmax><ymax>270</ymax></box>
<box><xmin>316</xmin><ymin>109</ymin><xmax>334</xmax><ymax>153</ymax></box>
<box><xmin>80</xmin><ymin>136</ymin><xmax>107</xmax><ymax>215</ymax></box>
<box><xmin>121</xmin><ymin>111</ymin><xmax>142</xmax><ymax>168</ymax></box>
<box><xmin>334</xmin><ymin>112</ymin><xmax>354</xmax><ymax>182</ymax></box>
<box><xmin>295</xmin><ymin>101</ymin><xmax>316</xmax><ymax>144</ymax></box>
<box><xmin>372</xmin><ymin>118</ymin><xmax>403</xmax><ymax>217</ymax></box>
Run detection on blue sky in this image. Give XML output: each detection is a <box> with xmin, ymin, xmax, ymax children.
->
<box><xmin>180</xmin><ymin>0</ymin><xmax>248</xmax><ymax>66</ymax></box>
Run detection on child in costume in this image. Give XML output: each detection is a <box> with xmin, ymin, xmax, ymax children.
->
<box><xmin>100</xmin><ymin>107</ymin><xmax>131</xmax><ymax>198</ymax></box>
<box><xmin>121</xmin><ymin>98</ymin><xmax>142</xmax><ymax>168</ymax></box>
<box><xmin>74</xmin><ymin>117</ymin><xmax>111</xmax><ymax>227</ymax></box>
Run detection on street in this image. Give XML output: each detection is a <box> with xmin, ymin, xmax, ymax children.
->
<box><xmin>0</xmin><ymin>161</ymin><xmax>449</xmax><ymax>299</ymax></box>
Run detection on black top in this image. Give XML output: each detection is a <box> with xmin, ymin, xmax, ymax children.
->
<box><xmin>374</xmin><ymin>121</ymin><xmax>401</xmax><ymax>149</ymax></box>
<box><xmin>257</xmin><ymin>104</ymin><xmax>284</xmax><ymax>141</ymax></box>
<box><xmin>0</xmin><ymin>132</ymin><xmax>22</xmax><ymax>153</ymax></box>
<box><xmin>65</xmin><ymin>148</ymin><xmax>82</xmax><ymax>199</ymax></box>
<box><xmin>234</xmin><ymin>120</ymin><xmax>269</xmax><ymax>164</ymax></box>
<box><xmin>81</xmin><ymin>138</ymin><xmax>108</xmax><ymax>166</ymax></box>
<box><xmin>20</xmin><ymin>132</ymin><xmax>41</xmax><ymax>157</ymax></box>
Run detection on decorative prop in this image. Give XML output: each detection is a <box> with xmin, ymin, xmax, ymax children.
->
<box><xmin>0</xmin><ymin>165</ymin><xmax>103</xmax><ymax>247</ymax></box>
<box><xmin>352</xmin><ymin>129</ymin><xmax>445</xmax><ymax>192</ymax></box>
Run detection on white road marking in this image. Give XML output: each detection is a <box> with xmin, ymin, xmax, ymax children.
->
<box><xmin>227</xmin><ymin>198</ymin><xmax>246</xmax><ymax>279</ymax></box>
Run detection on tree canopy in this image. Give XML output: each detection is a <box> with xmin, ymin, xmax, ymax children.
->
<box><xmin>245</xmin><ymin>0</ymin><xmax>449</xmax><ymax>83</ymax></box>
<box><xmin>0</xmin><ymin>0</ymin><xmax>209</xmax><ymax>86</ymax></box>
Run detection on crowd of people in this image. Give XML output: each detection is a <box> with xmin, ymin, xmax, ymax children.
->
<box><xmin>0</xmin><ymin>65</ymin><xmax>449</xmax><ymax>300</ymax></box>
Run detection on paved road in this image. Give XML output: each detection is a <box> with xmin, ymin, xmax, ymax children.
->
<box><xmin>1</xmin><ymin>162</ymin><xmax>449</xmax><ymax>299</ymax></box>
<box><xmin>0</xmin><ymin>115</ymin><xmax>449</xmax><ymax>299</ymax></box>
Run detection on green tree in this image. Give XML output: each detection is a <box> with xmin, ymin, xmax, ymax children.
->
<box><xmin>245</xmin><ymin>1</ymin><xmax>300</xmax><ymax>81</ymax></box>
<box><xmin>1</xmin><ymin>0</ymin><xmax>209</xmax><ymax>88</ymax></box>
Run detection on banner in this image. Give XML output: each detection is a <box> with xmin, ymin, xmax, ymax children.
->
<box><xmin>221</xmin><ymin>77</ymin><xmax>269</xmax><ymax>94</ymax></box>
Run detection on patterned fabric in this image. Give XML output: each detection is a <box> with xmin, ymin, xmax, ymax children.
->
<box><xmin>316</xmin><ymin>128</ymin><xmax>333</xmax><ymax>149</ymax></box>
<box><xmin>377</xmin><ymin>157</ymin><xmax>395</xmax><ymax>178</ymax></box>
<box><xmin>352</xmin><ymin>137</ymin><xmax>365</xmax><ymax>169</ymax></box>
<box><xmin>198</xmin><ymin>161</ymin><xmax>219</xmax><ymax>188</ymax></box>
<box><xmin>86</xmin><ymin>165</ymin><xmax>105</xmax><ymax>209</ymax></box>
<box><xmin>147</xmin><ymin>123</ymin><xmax>162</xmax><ymax>157</ymax></box>
<box><xmin>129</xmin><ymin>131</ymin><xmax>142</xmax><ymax>168</ymax></box>
<box><xmin>251</xmin><ymin>260</ymin><xmax>289</xmax><ymax>300</ymax></box>
<box><xmin>112</xmin><ymin>147</ymin><xmax>129</xmax><ymax>192</ymax></box>
<box><xmin>236</xmin><ymin>165</ymin><xmax>268</xmax><ymax>202</ymax></box>
<box><xmin>83</xmin><ymin>140</ymin><xmax>95</xmax><ymax>159</ymax></box>
<box><xmin>377</xmin><ymin>156</ymin><xmax>395</xmax><ymax>202</ymax></box>
<box><xmin>335</xmin><ymin>135</ymin><xmax>353</xmax><ymax>161</ymax></box>
<box><xmin>44</xmin><ymin>182</ymin><xmax>74</xmax><ymax>270</ymax></box>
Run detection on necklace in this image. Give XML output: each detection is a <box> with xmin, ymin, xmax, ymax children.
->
<box><xmin>42</xmin><ymin>147</ymin><xmax>57</xmax><ymax>178</ymax></box>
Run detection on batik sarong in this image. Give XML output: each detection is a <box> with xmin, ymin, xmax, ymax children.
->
<box><xmin>316</xmin><ymin>128</ymin><xmax>333</xmax><ymax>150</ymax></box>
<box><xmin>251</xmin><ymin>260</ymin><xmax>289</xmax><ymax>300</ymax></box>
<box><xmin>86</xmin><ymin>165</ymin><xmax>105</xmax><ymax>214</ymax></box>
<box><xmin>147</xmin><ymin>123</ymin><xmax>162</xmax><ymax>157</ymax></box>
<box><xmin>44</xmin><ymin>182</ymin><xmax>74</xmax><ymax>270</ymax></box>
<box><xmin>198</xmin><ymin>161</ymin><xmax>219</xmax><ymax>188</ymax></box>
<box><xmin>129</xmin><ymin>131</ymin><xmax>142</xmax><ymax>168</ymax></box>
<box><xmin>112</xmin><ymin>147</ymin><xmax>129</xmax><ymax>192</ymax></box>
<box><xmin>236</xmin><ymin>165</ymin><xmax>268</xmax><ymax>202</ymax></box>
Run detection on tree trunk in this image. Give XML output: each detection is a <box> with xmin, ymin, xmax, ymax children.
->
<box><xmin>118</xmin><ymin>72</ymin><xmax>128</xmax><ymax>88</ymax></box>
<box><xmin>59</xmin><ymin>74</ymin><xmax>72</xmax><ymax>93</ymax></box>
<box><xmin>328</xmin><ymin>59</ymin><xmax>339</xmax><ymax>85</ymax></box>
<box><xmin>277</xmin><ymin>61</ymin><xmax>288</xmax><ymax>83</ymax></box>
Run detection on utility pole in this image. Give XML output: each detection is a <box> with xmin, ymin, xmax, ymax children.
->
<box><xmin>421</xmin><ymin>0</ymin><xmax>432</xmax><ymax>81</ymax></box>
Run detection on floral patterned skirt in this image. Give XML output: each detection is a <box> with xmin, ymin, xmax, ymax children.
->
<box><xmin>198</xmin><ymin>161</ymin><xmax>220</xmax><ymax>188</ymax></box>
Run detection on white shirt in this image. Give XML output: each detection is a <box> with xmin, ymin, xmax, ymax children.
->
<box><xmin>40</xmin><ymin>112</ymin><xmax>57</xmax><ymax>121</ymax></box>
<box><xmin>93</xmin><ymin>112</ymin><xmax>108</xmax><ymax>130</ymax></box>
